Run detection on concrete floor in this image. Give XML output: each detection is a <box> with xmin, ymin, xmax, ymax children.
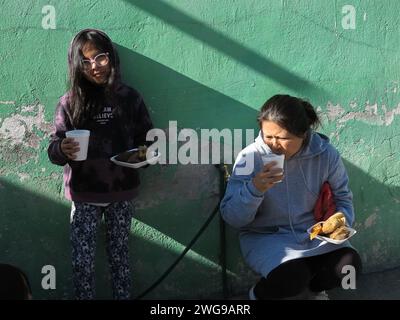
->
<box><xmin>329</xmin><ymin>267</ymin><xmax>400</xmax><ymax>300</ymax></box>
<box><xmin>228</xmin><ymin>267</ymin><xmax>400</xmax><ymax>300</ymax></box>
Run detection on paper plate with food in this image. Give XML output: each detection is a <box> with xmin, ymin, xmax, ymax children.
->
<box><xmin>307</xmin><ymin>212</ymin><xmax>357</xmax><ymax>245</ymax></box>
<box><xmin>110</xmin><ymin>146</ymin><xmax>160</xmax><ymax>169</ymax></box>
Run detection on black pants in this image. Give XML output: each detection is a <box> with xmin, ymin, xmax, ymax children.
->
<box><xmin>254</xmin><ymin>247</ymin><xmax>362</xmax><ymax>299</ymax></box>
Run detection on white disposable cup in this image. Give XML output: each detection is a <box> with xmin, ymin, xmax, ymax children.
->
<box><xmin>65</xmin><ymin>130</ymin><xmax>90</xmax><ymax>161</ymax></box>
<box><xmin>261</xmin><ymin>153</ymin><xmax>285</xmax><ymax>175</ymax></box>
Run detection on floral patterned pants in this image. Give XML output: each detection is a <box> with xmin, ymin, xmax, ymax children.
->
<box><xmin>70</xmin><ymin>201</ymin><xmax>133</xmax><ymax>300</ymax></box>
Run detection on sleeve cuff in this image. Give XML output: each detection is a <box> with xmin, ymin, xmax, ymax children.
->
<box><xmin>246</xmin><ymin>180</ymin><xmax>264</xmax><ymax>198</ymax></box>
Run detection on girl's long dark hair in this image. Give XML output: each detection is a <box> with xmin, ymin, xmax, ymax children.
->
<box><xmin>67</xmin><ymin>29</ymin><xmax>121</xmax><ymax>128</ymax></box>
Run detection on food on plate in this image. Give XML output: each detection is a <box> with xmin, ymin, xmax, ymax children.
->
<box><xmin>309</xmin><ymin>223</ymin><xmax>323</xmax><ymax>240</ymax></box>
<box><xmin>329</xmin><ymin>225</ymin><xmax>350</xmax><ymax>240</ymax></box>
<box><xmin>115</xmin><ymin>146</ymin><xmax>147</xmax><ymax>163</ymax></box>
<box><xmin>309</xmin><ymin>212</ymin><xmax>351</xmax><ymax>241</ymax></box>
<box><xmin>138</xmin><ymin>145</ymin><xmax>147</xmax><ymax>160</ymax></box>
<box><xmin>321</xmin><ymin>212</ymin><xmax>346</xmax><ymax>234</ymax></box>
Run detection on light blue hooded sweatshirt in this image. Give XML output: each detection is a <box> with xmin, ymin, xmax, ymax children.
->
<box><xmin>220</xmin><ymin>130</ymin><xmax>355</xmax><ymax>277</ymax></box>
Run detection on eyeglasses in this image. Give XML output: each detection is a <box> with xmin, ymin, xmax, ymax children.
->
<box><xmin>82</xmin><ymin>52</ymin><xmax>109</xmax><ymax>70</ymax></box>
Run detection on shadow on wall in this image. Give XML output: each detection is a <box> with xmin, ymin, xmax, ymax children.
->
<box><xmin>116</xmin><ymin>44</ymin><xmax>258</xmax><ymax>131</ymax></box>
<box><xmin>0</xmin><ymin>178</ymin><xmax>72</xmax><ymax>299</ymax></box>
<box><xmin>0</xmin><ymin>164</ymin><xmax>239</xmax><ymax>300</ymax></box>
<box><xmin>121</xmin><ymin>0</ymin><xmax>328</xmax><ymax>98</ymax></box>
<box><xmin>343</xmin><ymin>159</ymin><xmax>400</xmax><ymax>273</ymax></box>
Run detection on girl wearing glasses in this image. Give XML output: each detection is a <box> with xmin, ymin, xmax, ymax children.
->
<box><xmin>48</xmin><ymin>29</ymin><xmax>153</xmax><ymax>299</ymax></box>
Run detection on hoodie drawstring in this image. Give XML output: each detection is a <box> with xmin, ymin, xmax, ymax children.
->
<box><xmin>285</xmin><ymin>160</ymin><xmax>302</xmax><ymax>244</ymax></box>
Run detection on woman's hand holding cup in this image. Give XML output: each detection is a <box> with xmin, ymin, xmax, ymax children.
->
<box><xmin>253</xmin><ymin>161</ymin><xmax>284</xmax><ymax>193</ymax></box>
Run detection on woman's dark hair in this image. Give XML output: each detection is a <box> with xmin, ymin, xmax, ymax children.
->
<box><xmin>0</xmin><ymin>264</ymin><xmax>32</xmax><ymax>300</ymax></box>
<box><xmin>257</xmin><ymin>94</ymin><xmax>321</xmax><ymax>137</ymax></box>
<box><xmin>67</xmin><ymin>29</ymin><xmax>120</xmax><ymax>128</ymax></box>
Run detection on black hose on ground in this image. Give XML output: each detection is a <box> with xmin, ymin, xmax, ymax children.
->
<box><xmin>134</xmin><ymin>164</ymin><xmax>230</xmax><ymax>300</ymax></box>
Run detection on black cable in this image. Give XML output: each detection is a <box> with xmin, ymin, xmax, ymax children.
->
<box><xmin>218</xmin><ymin>165</ymin><xmax>230</xmax><ymax>299</ymax></box>
<box><xmin>134</xmin><ymin>202</ymin><xmax>220</xmax><ymax>300</ymax></box>
<box><xmin>134</xmin><ymin>164</ymin><xmax>228</xmax><ymax>300</ymax></box>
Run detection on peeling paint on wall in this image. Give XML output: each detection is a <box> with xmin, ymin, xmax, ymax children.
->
<box><xmin>0</xmin><ymin>103</ymin><xmax>52</xmax><ymax>166</ymax></box>
<box><xmin>321</xmin><ymin>101</ymin><xmax>400</xmax><ymax>126</ymax></box>
<box><xmin>17</xmin><ymin>172</ymin><xmax>31</xmax><ymax>182</ymax></box>
<box><xmin>0</xmin><ymin>104</ymin><xmax>52</xmax><ymax>147</ymax></box>
<box><xmin>0</xmin><ymin>117</ymin><xmax>27</xmax><ymax>145</ymax></box>
<box><xmin>0</xmin><ymin>101</ymin><xmax>16</xmax><ymax>105</ymax></box>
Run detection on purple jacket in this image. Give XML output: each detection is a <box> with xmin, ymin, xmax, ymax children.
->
<box><xmin>48</xmin><ymin>84</ymin><xmax>153</xmax><ymax>202</ymax></box>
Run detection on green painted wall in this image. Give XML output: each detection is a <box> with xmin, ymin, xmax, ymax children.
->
<box><xmin>0</xmin><ymin>0</ymin><xmax>399</xmax><ymax>299</ymax></box>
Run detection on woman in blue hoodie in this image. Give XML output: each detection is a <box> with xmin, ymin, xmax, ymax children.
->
<box><xmin>220</xmin><ymin>94</ymin><xmax>361</xmax><ymax>300</ymax></box>
<box><xmin>48</xmin><ymin>29</ymin><xmax>153</xmax><ymax>299</ymax></box>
